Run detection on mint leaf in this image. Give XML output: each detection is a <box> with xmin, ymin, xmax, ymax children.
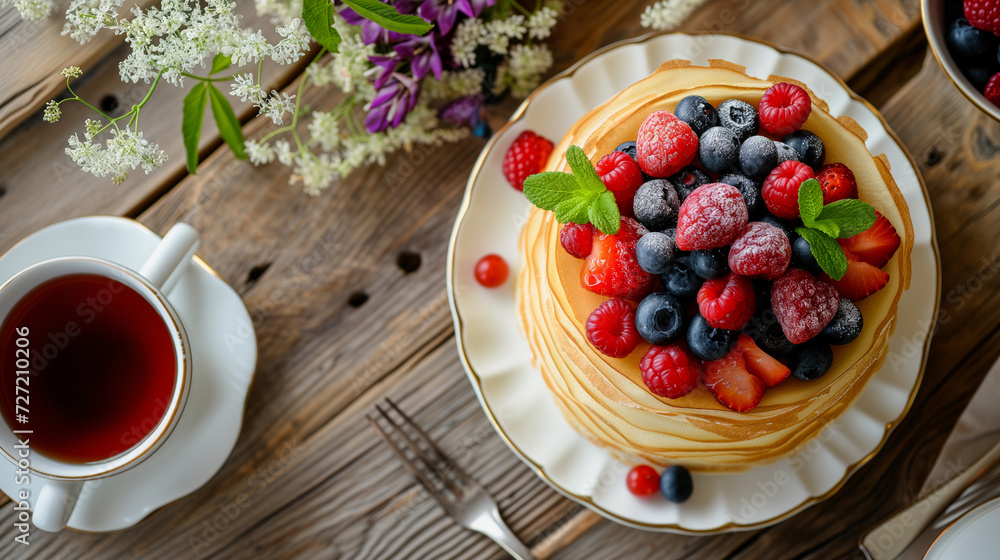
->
<box><xmin>207</xmin><ymin>84</ymin><xmax>247</xmax><ymax>160</ymax></box>
<box><xmin>818</xmin><ymin>199</ymin><xmax>876</xmax><ymax>238</ymax></box>
<box><xmin>589</xmin><ymin>191</ymin><xmax>620</xmax><ymax>235</ymax></box>
<box><xmin>565</xmin><ymin>145</ymin><xmax>605</xmax><ymax>193</ymax></box>
<box><xmin>796</xmin><ymin>227</ymin><xmax>848</xmax><ymax>280</ymax></box>
<box><xmin>798</xmin><ymin>178</ymin><xmax>824</xmax><ymax>227</ymax></box>
<box><xmin>810</xmin><ymin>218</ymin><xmax>840</xmax><ymax>239</ymax></box>
<box><xmin>341</xmin><ymin>0</ymin><xmax>433</xmax><ymax>35</ymax></box>
<box><xmin>210</xmin><ymin>54</ymin><xmax>231</xmax><ymax>75</ymax></box>
<box><xmin>554</xmin><ymin>194</ymin><xmax>593</xmax><ymax>224</ymax></box>
<box><xmin>523</xmin><ymin>172</ymin><xmax>579</xmax><ymax>210</ymax></box>
<box><xmin>303</xmin><ymin>0</ymin><xmax>342</xmax><ymax>53</ymax></box>
<box><xmin>182</xmin><ymin>82</ymin><xmax>208</xmax><ymax>174</ymax></box>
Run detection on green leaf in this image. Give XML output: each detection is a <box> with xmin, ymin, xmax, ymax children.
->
<box><xmin>796</xmin><ymin>227</ymin><xmax>848</xmax><ymax>280</ymax></box>
<box><xmin>207</xmin><ymin>84</ymin><xmax>247</xmax><ymax>160</ymax></box>
<box><xmin>797</xmin><ymin>178</ymin><xmax>824</xmax><ymax>227</ymax></box>
<box><xmin>182</xmin><ymin>82</ymin><xmax>208</xmax><ymax>174</ymax></box>
<box><xmin>341</xmin><ymin>0</ymin><xmax>433</xmax><ymax>35</ymax></box>
<box><xmin>810</xmin><ymin>218</ymin><xmax>840</xmax><ymax>239</ymax></box>
<box><xmin>564</xmin><ymin>145</ymin><xmax>605</xmax><ymax>193</ymax></box>
<box><xmin>210</xmin><ymin>54</ymin><xmax>231</xmax><ymax>75</ymax></box>
<box><xmin>523</xmin><ymin>172</ymin><xmax>580</xmax><ymax>210</ymax></box>
<box><xmin>589</xmin><ymin>191</ymin><xmax>620</xmax><ymax>235</ymax></box>
<box><xmin>554</xmin><ymin>194</ymin><xmax>593</xmax><ymax>224</ymax></box>
<box><xmin>303</xmin><ymin>0</ymin><xmax>342</xmax><ymax>53</ymax></box>
<box><xmin>818</xmin><ymin>199</ymin><xmax>876</xmax><ymax>238</ymax></box>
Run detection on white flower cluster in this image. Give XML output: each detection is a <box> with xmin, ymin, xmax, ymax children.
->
<box><xmin>42</xmin><ymin>100</ymin><xmax>60</xmax><ymax>123</ymax></box>
<box><xmin>66</xmin><ymin>129</ymin><xmax>168</xmax><ymax>185</ymax></box>
<box><xmin>254</xmin><ymin>0</ymin><xmax>302</xmax><ymax>25</ymax></box>
<box><xmin>230</xmin><ymin>73</ymin><xmax>296</xmax><ymax>125</ymax></box>
<box><xmin>640</xmin><ymin>0</ymin><xmax>706</xmax><ymax>30</ymax></box>
<box><xmin>1</xmin><ymin>0</ymin><xmax>53</xmax><ymax>21</ymax></box>
<box><xmin>452</xmin><ymin>10</ymin><xmax>545</xmax><ymax>68</ymax></box>
<box><xmin>505</xmin><ymin>43</ymin><xmax>554</xmax><ymax>97</ymax></box>
<box><xmin>527</xmin><ymin>7</ymin><xmax>559</xmax><ymax>40</ymax></box>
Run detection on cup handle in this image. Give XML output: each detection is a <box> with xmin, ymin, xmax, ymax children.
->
<box><xmin>33</xmin><ymin>479</ymin><xmax>83</xmax><ymax>532</ymax></box>
<box><xmin>138</xmin><ymin>223</ymin><xmax>200</xmax><ymax>295</ymax></box>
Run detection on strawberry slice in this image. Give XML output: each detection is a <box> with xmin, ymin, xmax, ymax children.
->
<box><xmin>581</xmin><ymin>217</ymin><xmax>654</xmax><ymax>300</ymax></box>
<box><xmin>838</xmin><ymin>211</ymin><xmax>900</xmax><ymax>268</ymax></box>
<box><xmin>822</xmin><ymin>251</ymin><xmax>889</xmax><ymax>301</ymax></box>
<box><xmin>703</xmin><ymin>347</ymin><xmax>766</xmax><ymax>412</ymax></box>
<box><xmin>736</xmin><ymin>334</ymin><xmax>790</xmax><ymax>387</ymax></box>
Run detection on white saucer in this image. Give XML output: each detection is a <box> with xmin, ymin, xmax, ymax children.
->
<box><xmin>925</xmin><ymin>497</ymin><xmax>1000</xmax><ymax>559</ymax></box>
<box><xmin>0</xmin><ymin>216</ymin><xmax>257</xmax><ymax>532</ymax></box>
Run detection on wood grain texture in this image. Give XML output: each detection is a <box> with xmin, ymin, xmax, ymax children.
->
<box><xmin>0</xmin><ymin>0</ymin><xmax>980</xmax><ymax>559</ymax></box>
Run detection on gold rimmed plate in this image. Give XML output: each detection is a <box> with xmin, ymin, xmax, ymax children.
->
<box><xmin>447</xmin><ymin>32</ymin><xmax>940</xmax><ymax>533</ymax></box>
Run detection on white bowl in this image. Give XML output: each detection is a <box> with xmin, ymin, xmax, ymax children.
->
<box><xmin>922</xmin><ymin>0</ymin><xmax>1000</xmax><ymax>122</ymax></box>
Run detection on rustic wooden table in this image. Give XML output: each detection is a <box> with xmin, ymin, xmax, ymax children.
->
<box><xmin>0</xmin><ymin>0</ymin><xmax>997</xmax><ymax>558</ymax></box>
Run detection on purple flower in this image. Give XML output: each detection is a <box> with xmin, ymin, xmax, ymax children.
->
<box><xmin>439</xmin><ymin>95</ymin><xmax>482</xmax><ymax>128</ymax></box>
<box><xmin>365</xmin><ymin>55</ymin><xmax>399</xmax><ymax>89</ymax></box>
<box><xmin>466</xmin><ymin>0</ymin><xmax>495</xmax><ymax>17</ymax></box>
<box><xmin>366</xmin><ymin>73</ymin><xmax>420</xmax><ymax>132</ymax></box>
<box><xmin>419</xmin><ymin>0</ymin><xmax>470</xmax><ymax>34</ymax></box>
<box><xmin>393</xmin><ymin>32</ymin><xmax>443</xmax><ymax>81</ymax></box>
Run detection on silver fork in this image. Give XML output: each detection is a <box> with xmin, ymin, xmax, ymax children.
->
<box><xmin>369</xmin><ymin>398</ymin><xmax>538</xmax><ymax>560</ymax></box>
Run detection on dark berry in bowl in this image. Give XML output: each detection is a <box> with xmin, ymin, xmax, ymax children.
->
<box><xmin>821</xmin><ymin>297</ymin><xmax>863</xmax><ymax>345</ymax></box>
<box><xmin>773</xmin><ymin>141</ymin><xmax>800</xmax><ymax>164</ymax></box>
<box><xmin>687</xmin><ymin>313</ymin><xmax>737</xmax><ymax>361</ymax></box>
<box><xmin>675</xmin><ymin>95</ymin><xmax>718</xmax><ymax>136</ymax></box>
<box><xmin>698</xmin><ymin>126</ymin><xmax>740</xmax><ymax>174</ymax></box>
<box><xmin>738</xmin><ymin>135</ymin><xmax>778</xmax><ymax>179</ymax></box>
<box><xmin>947</xmin><ymin>18</ymin><xmax>1000</xmax><ymax>63</ymax></box>
<box><xmin>782</xmin><ymin>130</ymin><xmax>825</xmax><ymax>172</ymax></box>
<box><xmin>633</xmin><ymin>179</ymin><xmax>680</xmax><ymax>232</ymax></box>
<box><xmin>717</xmin><ymin>98</ymin><xmax>759</xmax><ymax>143</ymax></box>
<box><xmin>636</xmin><ymin>231</ymin><xmax>677</xmax><ymax>274</ymax></box>
<box><xmin>635</xmin><ymin>292</ymin><xmax>687</xmax><ymax>345</ymax></box>
<box><xmin>669</xmin><ymin>166</ymin><xmax>711</xmax><ymax>201</ymax></box>
<box><xmin>742</xmin><ymin>307</ymin><xmax>795</xmax><ymax>357</ymax></box>
<box><xmin>791</xmin><ymin>235</ymin><xmax>822</xmax><ymax>275</ymax></box>
<box><xmin>719</xmin><ymin>173</ymin><xmax>763</xmax><ymax>219</ymax></box>
<box><xmin>789</xmin><ymin>340</ymin><xmax>833</xmax><ymax>381</ymax></box>
<box><xmin>690</xmin><ymin>247</ymin><xmax>729</xmax><ymax>279</ymax></box>
<box><xmin>615</xmin><ymin>140</ymin><xmax>638</xmax><ymax>161</ymax></box>
<box><xmin>661</xmin><ymin>465</ymin><xmax>693</xmax><ymax>503</ymax></box>
<box><xmin>661</xmin><ymin>256</ymin><xmax>703</xmax><ymax>300</ymax></box>
<box><xmin>761</xmin><ymin>214</ymin><xmax>799</xmax><ymax>243</ymax></box>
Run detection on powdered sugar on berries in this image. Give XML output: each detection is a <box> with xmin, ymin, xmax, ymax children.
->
<box><xmin>636</xmin><ymin>111</ymin><xmax>699</xmax><ymax>178</ymax></box>
<box><xmin>675</xmin><ymin>183</ymin><xmax>748</xmax><ymax>251</ymax></box>
<box><xmin>771</xmin><ymin>268</ymin><xmax>839</xmax><ymax>344</ymax></box>
<box><xmin>728</xmin><ymin>222</ymin><xmax>791</xmax><ymax>280</ymax></box>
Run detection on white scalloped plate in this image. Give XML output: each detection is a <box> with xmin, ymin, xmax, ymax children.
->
<box><xmin>447</xmin><ymin>32</ymin><xmax>940</xmax><ymax>532</ymax></box>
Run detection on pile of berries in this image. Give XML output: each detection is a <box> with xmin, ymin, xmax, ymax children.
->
<box><xmin>943</xmin><ymin>0</ymin><xmax>1000</xmax><ymax>107</ymax></box>
<box><xmin>557</xmin><ymin>83</ymin><xmax>901</xmax><ymax>413</ymax></box>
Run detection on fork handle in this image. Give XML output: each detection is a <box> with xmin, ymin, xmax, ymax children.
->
<box><xmin>470</xmin><ymin>508</ymin><xmax>538</xmax><ymax>560</ymax></box>
<box><xmin>859</xmin><ymin>437</ymin><xmax>1000</xmax><ymax>560</ymax></box>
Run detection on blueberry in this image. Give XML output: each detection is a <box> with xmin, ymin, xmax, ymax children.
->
<box><xmin>675</xmin><ymin>95</ymin><xmax>719</xmax><ymax>136</ymax></box>
<box><xmin>948</xmin><ymin>18</ymin><xmax>1000</xmax><ymax>63</ymax></box>
<box><xmin>660</xmin><ymin>465</ymin><xmax>693</xmax><ymax>503</ymax></box>
<box><xmin>821</xmin><ymin>298</ymin><xmax>864</xmax><ymax>345</ymax></box>
<box><xmin>761</xmin><ymin>214</ymin><xmax>799</xmax><ymax>243</ymax></box>
<box><xmin>669</xmin><ymin>166</ymin><xmax>712</xmax><ymax>201</ymax></box>
<box><xmin>965</xmin><ymin>65</ymin><xmax>998</xmax><ymax>90</ymax></box>
<box><xmin>690</xmin><ymin>247</ymin><xmax>729</xmax><ymax>279</ymax></box>
<box><xmin>774</xmin><ymin>141</ymin><xmax>800</xmax><ymax>164</ymax></box>
<box><xmin>738</xmin><ymin>135</ymin><xmax>778</xmax><ymax>179</ymax></box>
<box><xmin>791</xmin><ymin>235</ymin><xmax>822</xmax><ymax>275</ymax></box>
<box><xmin>719</xmin><ymin>173</ymin><xmax>763</xmax><ymax>219</ymax></box>
<box><xmin>661</xmin><ymin>256</ymin><xmax>702</xmax><ymax>300</ymax></box>
<box><xmin>698</xmin><ymin>126</ymin><xmax>741</xmax><ymax>174</ymax></box>
<box><xmin>633</xmin><ymin>179</ymin><xmax>680</xmax><ymax>232</ymax></box>
<box><xmin>687</xmin><ymin>313</ymin><xmax>737</xmax><ymax>361</ymax></box>
<box><xmin>783</xmin><ymin>130</ymin><xmax>826</xmax><ymax>172</ymax></box>
<box><xmin>752</xmin><ymin>279</ymin><xmax>772</xmax><ymax>312</ymax></box>
<box><xmin>789</xmin><ymin>341</ymin><xmax>833</xmax><ymax>381</ymax></box>
<box><xmin>635</xmin><ymin>292</ymin><xmax>687</xmax><ymax>345</ymax></box>
<box><xmin>636</xmin><ymin>232</ymin><xmax>677</xmax><ymax>274</ymax></box>
<box><xmin>615</xmin><ymin>140</ymin><xmax>638</xmax><ymax>161</ymax></box>
<box><xmin>742</xmin><ymin>307</ymin><xmax>795</xmax><ymax>357</ymax></box>
<box><xmin>717</xmin><ymin>99</ymin><xmax>759</xmax><ymax>143</ymax></box>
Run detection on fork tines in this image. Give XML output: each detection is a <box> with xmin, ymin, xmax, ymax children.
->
<box><xmin>368</xmin><ymin>398</ymin><xmax>472</xmax><ymax>501</ymax></box>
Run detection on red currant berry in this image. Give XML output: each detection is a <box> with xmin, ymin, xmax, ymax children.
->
<box><xmin>475</xmin><ymin>254</ymin><xmax>509</xmax><ymax>288</ymax></box>
<box><xmin>626</xmin><ymin>465</ymin><xmax>661</xmax><ymax>496</ymax></box>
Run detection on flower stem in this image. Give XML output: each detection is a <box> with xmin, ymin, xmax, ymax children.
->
<box><xmin>180</xmin><ymin>72</ymin><xmax>235</xmax><ymax>82</ymax></box>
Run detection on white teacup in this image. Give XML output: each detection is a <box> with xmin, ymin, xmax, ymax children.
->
<box><xmin>0</xmin><ymin>223</ymin><xmax>199</xmax><ymax>532</ymax></box>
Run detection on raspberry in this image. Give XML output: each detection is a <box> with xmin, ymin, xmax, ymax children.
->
<box><xmin>759</xmin><ymin>82</ymin><xmax>812</xmax><ymax>136</ymax></box>
<box><xmin>728</xmin><ymin>222</ymin><xmax>791</xmax><ymax>280</ymax></box>
<box><xmin>585</xmin><ymin>299</ymin><xmax>641</xmax><ymax>358</ymax></box>
<box><xmin>636</xmin><ymin>111</ymin><xmax>699</xmax><ymax>178</ymax></box>
<box><xmin>696</xmin><ymin>272</ymin><xmax>756</xmax><ymax>330</ymax></box>
<box><xmin>965</xmin><ymin>0</ymin><xmax>1000</xmax><ymax>35</ymax></box>
<box><xmin>595</xmin><ymin>151</ymin><xmax>644</xmax><ymax>216</ymax></box>
<box><xmin>986</xmin><ymin>72</ymin><xmax>1000</xmax><ymax>107</ymax></box>
<box><xmin>674</xmin><ymin>183</ymin><xmax>748</xmax><ymax>251</ymax></box>
<box><xmin>502</xmin><ymin>130</ymin><xmax>554</xmax><ymax>191</ymax></box>
<box><xmin>761</xmin><ymin>160</ymin><xmax>815</xmax><ymax>219</ymax></box>
<box><xmin>816</xmin><ymin>163</ymin><xmax>858</xmax><ymax>205</ymax></box>
<box><xmin>771</xmin><ymin>268</ymin><xmax>839</xmax><ymax>344</ymax></box>
<box><xmin>560</xmin><ymin>222</ymin><xmax>593</xmax><ymax>259</ymax></box>
<box><xmin>640</xmin><ymin>344</ymin><xmax>700</xmax><ymax>398</ymax></box>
